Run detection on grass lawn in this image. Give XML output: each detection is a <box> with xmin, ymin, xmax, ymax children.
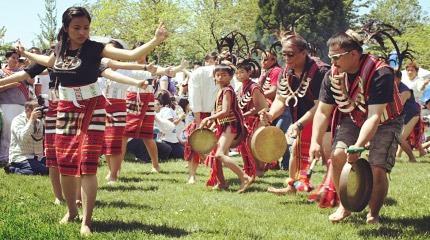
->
<box><xmin>0</xmin><ymin>155</ymin><xmax>429</xmax><ymax>240</ymax></box>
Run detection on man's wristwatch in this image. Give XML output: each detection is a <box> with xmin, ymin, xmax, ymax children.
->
<box><xmin>296</xmin><ymin>122</ymin><xmax>304</xmax><ymax>131</ymax></box>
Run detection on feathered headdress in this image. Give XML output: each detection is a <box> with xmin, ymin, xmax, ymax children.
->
<box><xmin>346</xmin><ymin>20</ymin><xmax>414</xmax><ymax>70</ymax></box>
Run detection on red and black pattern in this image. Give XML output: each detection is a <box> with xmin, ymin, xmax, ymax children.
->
<box><xmin>103</xmin><ymin>98</ymin><xmax>127</xmax><ymax>155</ymax></box>
<box><xmin>124</xmin><ymin>92</ymin><xmax>156</xmax><ymax>139</ymax></box>
<box><xmin>206</xmin><ymin>86</ymin><xmax>243</xmax><ymax>187</ymax></box>
<box><xmin>55</xmin><ymin>96</ymin><xmax>106</xmax><ymax>176</ymax></box>
<box><xmin>331</xmin><ymin>55</ymin><xmax>403</xmax><ymax>130</ymax></box>
<box><xmin>45</xmin><ymin>100</ymin><xmax>58</xmax><ymax>168</ymax></box>
<box><xmin>237</xmin><ymin>80</ymin><xmax>263</xmax><ymax>177</ymax></box>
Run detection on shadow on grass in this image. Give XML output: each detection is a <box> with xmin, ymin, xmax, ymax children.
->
<box><xmin>279</xmin><ymin>198</ymin><xmax>313</xmax><ymax>205</ymax></box>
<box><xmin>358</xmin><ymin>216</ymin><xmax>430</xmax><ymax>238</ymax></box>
<box><xmin>92</xmin><ymin>220</ymin><xmax>190</xmax><ymax>237</ymax></box>
<box><xmin>140</xmin><ymin>177</ymin><xmax>181</xmax><ymax>183</ymax></box>
<box><xmin>383</xmin><ymin>197</ymin><xmax>397</xmax><ymax>206</ymax></box>
<box><xmin>99</xmin><ymin>185</ymin><xmax>158</xmax><ymax>192</ymax></box>
<box><xmin>119</xmin><ymin>177</ymin><xmax>143</xmax><ymax>183</ymax></box>
<box><xmin>95</xmin><ymin>200</ymin><xmax>153</xmax><ymax>210</ymax></box>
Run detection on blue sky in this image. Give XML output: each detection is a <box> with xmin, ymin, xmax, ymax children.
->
<box><xmin>1</xmin><ymin>0</ymin><xmax>429</xmax><ymax>48</ymax></box>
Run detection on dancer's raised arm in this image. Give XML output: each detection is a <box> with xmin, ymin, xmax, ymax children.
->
<box><xmin>16</xmin><ymin>42</ymin><xmax>55</xmax><ymax>68</ymax></box>
<box><xmin>102</xmin><ymin>22</ymin><xmax>168</xmax><ymax>61</ymax></box>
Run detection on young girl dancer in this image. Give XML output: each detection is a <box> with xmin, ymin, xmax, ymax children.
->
<box><xmin>201</xmin><ymin>64</ymin><xmax>253</xmax><ymax>192</ymax></box>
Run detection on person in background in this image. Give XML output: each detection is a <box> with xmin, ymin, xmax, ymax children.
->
<box><xmin>4</xmin><ymin>100</ymin><xmax>47</xmax><ymax>175</ymax></box>
<box><xmin>0</xmin><ymin>49</ymin><xmax>34</xmax><ymax>166</ymax></box>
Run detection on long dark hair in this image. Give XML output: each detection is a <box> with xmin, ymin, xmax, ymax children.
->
<box><xmin>56</xmin><ymin>7</ymin><xmax>91</xmax><ymax>58</ymax></box>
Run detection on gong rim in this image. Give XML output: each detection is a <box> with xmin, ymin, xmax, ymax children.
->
<box><xmin>250</xmin><ymin>126</ymin><xmax>287</xmax><ymax>163</ymax></box>
<box><xmin>339</xmin><ymin>158</ymin><xmax>373</xmax><ymax>212</ymax></box>
<box><xmin>189</xmin><ymin>128</ymin><xmax>217</xmax><ymax>154</ymax></box>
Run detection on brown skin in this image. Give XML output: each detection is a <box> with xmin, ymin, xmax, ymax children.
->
<box><xmin>310</xmin><ymin>44</ymin><xmax>390</xmax><ymax>223</ymax></box>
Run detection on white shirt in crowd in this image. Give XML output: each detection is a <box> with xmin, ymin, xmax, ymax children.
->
<box><xmin>9</xmin><ymin>112</ymin><xmax>44</xmax><ymax>163</ymax></box>
<box><xmin>401</xmin><ymin>68</ymin><xmax>430</xmax><ymax>103</ymax></box>
<box><xmin>123</xmin><ymin>69</ymin><xmax>154</xmax><ymax>93</ymax></box>
<box><xmin>188</xmin><ymin>65</ymin><xmax>218</xmax><ymax>113</ymax></box>
<box><xmin>157</xmin><ymin>107</ymin><xmax>179</xmax><ymax>143</ymax></box>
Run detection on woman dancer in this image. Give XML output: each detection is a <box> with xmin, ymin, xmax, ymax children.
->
<box><xmin>15</xmin><ymin>6</ymin><xmax>168</xmax><ymax>236</ymax></box>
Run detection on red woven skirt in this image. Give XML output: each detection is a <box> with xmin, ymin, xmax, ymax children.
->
<box><xmin>238</xmin><ymin>116</ymin><xmax>259</xmax><ymax>177</ymax></box>
<box><xmin>290</xmin><ymin>122</ymin><xmax>313</xmax><ymax>192</ymax></box>
<box><xmin>45</xmin><ymin>100</ymin><xmax>58</xmax><ymax>168</ymax></box>
<box><xmin>124</xmin><ymin>92</ymin><xmax>155</xmax><ymax>139</ymax></box>
<box><xmin>205</xmin><ymin>123</ymin><xmax>240</xmax><ymax>187</ymax></box>
<box><xmin>55</xmin><ymin>96</ymin><xmax>106</xmax><ymax>176</ymax></box>
<box><xmin>308</xmin><ymin>159</ymin><xmax>339</xmax><ymax>208</ymax></box>
<box><xmin>103</xmin><ymin>98</ymin><xmax>126</xmax><ymax>155</ymax></box>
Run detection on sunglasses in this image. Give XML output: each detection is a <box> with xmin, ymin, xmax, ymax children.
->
<box><xmin>328</xmin><ymin>51</ymin><xmax>350</xmax><ymax>61</ymax></box>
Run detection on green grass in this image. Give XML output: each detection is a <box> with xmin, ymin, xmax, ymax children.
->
<box><xmin>0</xmin><ymin>155</ymin><xmax>429</xmax><ymax>240</ymax></box>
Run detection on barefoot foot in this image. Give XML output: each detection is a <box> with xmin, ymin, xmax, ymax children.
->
<box><xmin>54</xmin><ymin>198</ymin><xmax>65</xmax><ymax>205</ymax></box>
<box><xmin>267</xmin><ymin>185</ymin><xmax>296</xmax><ymax>196</ymax></box>
<box><xmin>366</xmin><ymin>213</ymin><xmax>381</xmax><ymax>224</ymax></box>
<box><xmin>80</xmin><ymin>224</ymin><xmax>92</xmax><ymax>237</ymax></box>
<box><xmin>187</xmin><ymin>176</ymin><xmax>196</xmax><ymax>184</ymax></box>
<box><xmin>329</xmin><ymin>207</ymin><xmax>351</xmax><ymax>223</ymax></box>
<box><xmin>151</xmin><ymin>166</ymin><xmax>160</xmax><ymax>173</ymax></box>
<box><xmin>238</xmin><ymin>175</ymin><xmax>254</xmax><ymax>193</ymax></box>
<box><xmin>59</xmin><ymin>212</ymin><xmax>79</xmax><ymax>224</ymax></box>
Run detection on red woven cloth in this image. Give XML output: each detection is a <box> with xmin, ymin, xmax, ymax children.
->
<box><xmin>124</xmin><ymin>92</ymin><xmax>155</xmax><ymax>139</ymax></box>
<box><xmin>55</xmin><ymin>96</ymin><xmax>106</xmax><ymax>176</ymax></box>
<box><xmin>103</xmin><ymin>98</ymin><xmax>126</xmax><ymax>155</ymax></box>
<box><xmin>45</xmin><ymin>100</ymin><xmax>58</xmax><ymax>168</ymax></box>
<box><xmin>291</xmin><ymin>122</ymin><xmax>313</xmax><ymax>192</ymax></box>
<box><xmin>308</xmin><ymin>159</ymin><xmax>339</xmax><ymax>208</ymax></box>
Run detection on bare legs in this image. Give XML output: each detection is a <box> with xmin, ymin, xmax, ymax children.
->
<box><xmin>367</xmin><ymin>166</ymin><xmax>388</xmax><ymax>224</ymax></box>
<box><xmin>215</xmin><ymin>127</ymin><xmax>253</xmax><ymax>192</ymax></box>
<box><xmin>397</xmin><ymin>116</ymin><xmax>419</xmax><ymax>162</ymax></box>
<box><xmin>142</xmin><ymin>138</ymin><xmax>160</xmax><ymax>172</ymax></box>
<box><xmin>59</xmin><ymin>174</ymin><xmax>97</xmax><ymax>236</ymax></box>
<box><xmin>80</xmin><ymin>174</ymin><xmax>98</xmax><ymax>236</ymax></box>
<box><xmin>49</xmin><ymin>167</ymin><xmax>64</xmax><ymax>204</ymax></box>
<box><xmin>187</xmin><ymin>160</ymin><xmax>199</xmax><ymax>184</ymax></box>
<box><xmin>329</xmin><ymin>148</ymin><xmax>351</xmax><ymax>222</ymax></box>
<box><xmin>106</xmin><ymin>138</ymin><xmax>128</xmax><ymax>183</ymax></box>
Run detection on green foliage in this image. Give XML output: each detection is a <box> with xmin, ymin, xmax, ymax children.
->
<box><xmin>34</xmin><ymin>0</ymin><xmax>58</xmax><ymax>50</ymax></box>
<box><xmin>256</xmin><ymin>0</ymin><xmax>355</xmax><ymax>61</ymax></box>
<box><xmin>89</xmin><ymin>0</ymin><xmax>259</xmax><ymax>65</ymax></box>
<box><xmin>0</xmin><ymin>27</ymin><xmax>12</xmax><ymax>63</ymax></box>
<box><xmin>90</xmin><ymin>0</ymin><xmax>190</xmax><ymax>64</ymax></box>
<box><xmin>364</xmin><ymin>0</ymin><xmax>428</xmax><ymax>32</ymax></box>
<box><xmin>0</xmin><ymin>156</ymin><xmax>429</xmax><ymax>239</ymax></box>
<box><xmin>395</xmin><ymin>24</ymin><xmax>430</xmax><ymax>69</ymax></box>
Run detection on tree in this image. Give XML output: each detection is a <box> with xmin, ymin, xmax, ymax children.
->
<box><xmin>364</xmin><ymin>0</ymin><xmax>428</xmax><ymax>32</ymax></box>
<box><xmin>89</xmin><ymin>0</ymin><xmax>260</xmax><ymax>64</ymax></box>
<box><xmin>0</xmin><ymin>26</ymin><xmax>12</xmax><ymax>63</ymax></box>
<box><xmin>394</xmin><ymin>24</ymin><xmax>430</xmax><ymax>69</ymax></box>
<box><xmin>256</xmin><ymin>0</ymin><xmax>356</xmax><ymax>61</ymax></box>
<box><xmin>182</xmin><ymin>0</ymin><xmax>260</xmax><ymax>62</ymax></box>
<box><xmin>34</xmin><ymin>0</ymin><xmax>58</xmax><ymax>50</ymax></box>
<box><xmin>90</xmin><ymin>0</ymin><xmax>190</xmax><ymax>64</ymax></box>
